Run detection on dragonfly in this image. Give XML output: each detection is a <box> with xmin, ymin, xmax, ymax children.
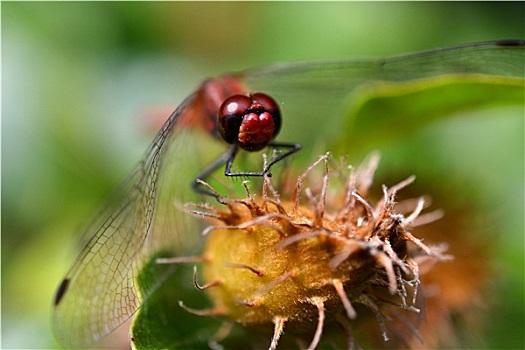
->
<box><xmin>52</xmin><ymin>40</ymin><xmax>524</xmax><ymax>348</ymax></box>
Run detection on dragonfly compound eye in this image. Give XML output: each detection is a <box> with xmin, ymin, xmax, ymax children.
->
<box><xmin>218</xmin><ymin>93</ymin><xmax>281</xmax><ymax>152</ymax></box>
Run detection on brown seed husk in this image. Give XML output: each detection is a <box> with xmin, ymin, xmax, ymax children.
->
<box><xmin>195</xmin><ymin>154</ymin><xmax>452</xmax><ymax>348</ymax></box>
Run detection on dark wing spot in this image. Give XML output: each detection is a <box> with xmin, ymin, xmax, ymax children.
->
<box><xmin>54</xmin><ymin>278</ymin><xmax>70</xmax><ymax>306</ymax></box>
<box><xmin>496</xmin><ymin>39</ymin><xmax>525</xmax><ymax>47</ymax></box>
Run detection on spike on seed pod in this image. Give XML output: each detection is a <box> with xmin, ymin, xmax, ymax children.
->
<box><xmin>187</xmin><ymin>153</ymin><xmax>450</xmax><ymax>348</ymax></box>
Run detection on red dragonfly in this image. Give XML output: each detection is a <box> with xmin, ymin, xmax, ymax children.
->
<box><xmin>52</xmin><ymin>40</ymin><xmax>524</xmax><ymax>347</ymax></box>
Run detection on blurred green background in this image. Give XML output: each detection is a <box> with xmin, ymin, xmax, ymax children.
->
<box><xmin>2</xmin><ymin>2</ymin><xmax>523</xmax><ymax>349</ymax></box>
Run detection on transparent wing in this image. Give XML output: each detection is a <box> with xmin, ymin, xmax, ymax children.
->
<box><xmin>52</xmin><ymin>93</ymin><xmax>228</xmax><ymax>347</ymax></box>
<box><xmin>243</xmin><ymin>40</ymin><xmax>524</xmax><ymax>92</ymax></box>
<box><xmin>240</xmin><ymin>40</ymin><xmax>524</xmax><ymax>149</ymax></box>
<box><xmin>53</xmin><ymin>40</ymin><xmax>523</xmax><ymax>347</ymax></box>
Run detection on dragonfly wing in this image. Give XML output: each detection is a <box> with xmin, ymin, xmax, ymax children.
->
<box><xmin>243</xmin><ymin>40</ymin><xmax>524</xmax><ymax>90</ymax></box>
<box><xmin>241</xmin><ymin>40</ymin><xmax>524</xmax><ymax>148</ymax></box>
<box><xmin>52</xmin><ymin>93</ymin><xmax>222</xmax><ymax>347</ymax></box>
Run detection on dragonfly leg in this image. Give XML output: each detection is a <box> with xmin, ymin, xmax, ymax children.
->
<box><xmin>192</xmin><ymin>145</ymin><xmax>238</xmax><ymax>198</ymax></box>
<box><xmin>264</xmin><ymin>141</ymin><xmax>302</xmax><ymax>175</ymax></box>
<box><xmin>225</xmin><ymin>141</ymin><xmax>301</xmax><ymax>178</ymax></box>
<box><xmin>192</xmin><ymin>141</ymin><xmax>301</xmax><ymax>198</ymax></box>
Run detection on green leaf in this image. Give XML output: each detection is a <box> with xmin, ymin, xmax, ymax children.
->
<box><xmin>131</xmin><ymin>259</ymin><xmax>256</xmax><ymax>349</ymax></box>
<box><xmin>335</xmin><ymin>75</ymin><xmax>524</xmax><ymax>151</ymax></box>
<box><xmin>131</xmin><ymin>261</ymin><xmax>216</xmax><ymax>349</ymax></box>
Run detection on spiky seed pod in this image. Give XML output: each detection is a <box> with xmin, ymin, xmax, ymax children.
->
<box><xmin>189</xmin><ymin>154</ymin><xmax>450</xmax><ymax>349</ymax></box>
